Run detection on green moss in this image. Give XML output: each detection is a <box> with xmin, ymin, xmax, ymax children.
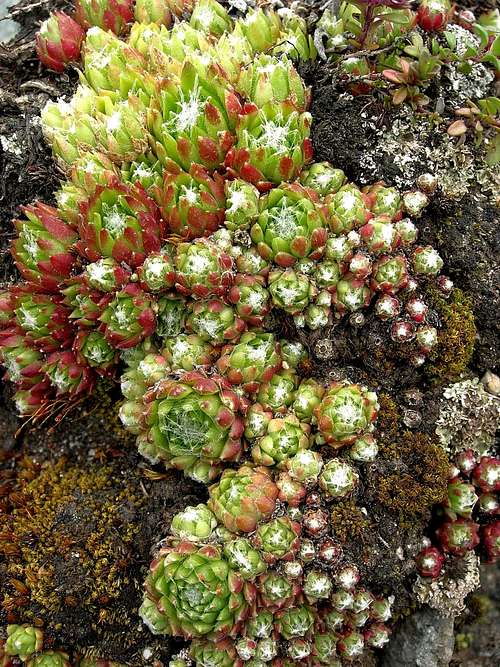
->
<box><xmin>330</xmin><ymin>500</ymin><xmax>369</xmax><ymax>542</ymax></box>
<box><xmin>375</xmin><ymin>430</ymin><xmax>449</xmax><ymax>527</ymax></box>
<box><xmin>374</xmin><ymin>396</ymin><xmax>449</xmax><ymax>528</ymax></box>
<box><xmin>376</xmin><ymin>394</ymin><xmax>400</xmax><ymax>446</ymax></box>
<box><xmin>425</xmin><ymin>287</ymin><xmax>476</xmax><ymax>381</ymax></box>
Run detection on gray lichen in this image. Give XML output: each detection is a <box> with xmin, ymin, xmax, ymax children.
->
<box><xmin>414</xmin><ymin>551</ymin><xmax>481</xmax><ymax>617</ymax></box>
<box><xmin>435</xmin><ymin>377</ymin><xmax>500</xmax><ymax>455</ymax></box>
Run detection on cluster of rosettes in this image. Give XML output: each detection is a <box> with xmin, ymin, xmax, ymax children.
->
<box><xmin>0</xmin><ymin>0</ymin><xmax>449</xmax><ymax>419</ymax></box>
<box><xmin>0</xmin><ymin>624</ymin><xmax>122</xmax><ymax>667</ymax></box>
<box><xmin>119</xmin><ymin>334</ymin><xmax>380</xmax><ymax>481</ymax></box>
<box><xmin>141</xmin><ymin>460</ymin><xmax>393</xmax><ymax>666</ymax></box>
<box><xmin>416</xmin><ymin>450</ymin><xmax>500</xmax><ymax>577</ymax></box>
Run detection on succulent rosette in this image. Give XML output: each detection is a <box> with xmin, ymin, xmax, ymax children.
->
<box><xmin>12</xmin><ymin>203</ymin><xmax>78</xmax><ymax>292</ymax></box>
<box><xmin>326</xmin><ymin>184</ymin><xmax>372</xmax><ymax>234</ymax></box>
<box><xmin>137</xmin><ymin>251</ymin><xmax>176</xmax><ymax>292</ymax></box>
<box><xmin>227</xmin><ymin>275</ymin><xmax>270</xmax><ymax>327</ymax></box>
<box><xmin>315</xmin><ymin>382</ymin><xmax>379</xmax><ymax>448</ymax></box>
<box><xmin>189</xmin><ymin>639</ymin><xmax>239</xmax><ymax>666</ymax></box>
<box><xmin>44</xmin><ymin>350</ymin><xmax>95</xmax><ymax>397</ymax></box>
<box><xmin>75</xmin><ymin>0</ymin><xmax>134</xmax><ymax>34</ymax></box>
<box><xmin>319</xmin><ymin>459</ymin><xmax>359</xmax><ymax>499</ymax></box>
<box><xmin>4</xmin><ymin>625</ymin><xmax>43</xmax><ymax>661</ymax></box>
<box><xmin>155</xmin><ymin>293</ymin><xmax>187</xmax><ymax>337</ymax></box>
<box><xmin>73</xmin><ymin>329</ymin><xmax>118</xmax><ymax>371</ymax></box>
<box><xmin>94</xmin><ymin>97</ymin><xmax>150</xmax><ymax>161</ymax></box>
<box><xmin>13</xmin><ymin>291</ymin><xmax>72</xmax><ymax>353</ymax></box>
<box><xmin>0</xmin><ymin>329</ymin><xmax>48</xmax><ymax>391</ymax></box>
<box><xmin>136</xmin><ymin>371</ymin><xmax>245</xmax><ymax>480</ymax></box>
<box><xmin>62</xmin><ymin>280</ymin><xmax>111</xmax><ymax>327</ymax></box>
<box><xmin>415</xmin><ymin>546</ymin><xmax>445</xmax><ymax>577</ymax></box>
<box><xmin>275</xmin><ymin>11</ymin><xmax>317</xmax><ymax>62</ymax></box>
<box><xmin>286</xmin><ymin>450</ymin><xmax>324</xmax><ymax>484</ymax></box>
<box><xmin>300</xmin><ymin>162</ymin><xmax>346</xmax><ymax>196</ymax></box>
<box><xmin>141</xmin><ymin>541</ymin><xmax>254</xmax><ymax>639</ymax></box>
<box><xmin>99</xmin><ymin>284</ymin><xmax>156</xmax><ymax>349</ymax></box>
<box><xmin>223</xmin><ymin>538</ymin><xmax>267</xmax><ymax>580</ymax></box>
<box><xmin>359</xmin><ymin>217</ymin><xmax>401</xmax><ymax>255</ymax></box>
<box><xmin>473</xmin><ymin>457</ymin><xmax>500</xmax><ymax>493</ymax></box>
<box><xmin>252</xmin><ymin>516</ymin><xmax>301</xmax><ymax>563</ymax></box>
<box><xmin>417</xmin><ymin>0</ymin><xmax>452</xmax><ymax>32</ymax></box>
<box><xmin>174</xmin><ymin>238</ymin><xmax>234</xmax><ymax>298</ymax></box>
<box><xmin>155</xmin><ymin>163</ymin><xmax>226</xmax><ymax>240</ymax></box>
<box><xmin>256</xmin><ymin>370</ymin><xmax>298</xmax><ymax>413</ymax></box>
<box><xmin>186</xmin><ymin>298</ymin><xmax>246</xmax><ymax>344</ymax></box>
<box><xmin>258</xmin><ymin>571</ymin><xmax>301</xmax><ymax>611</ymax></box>
<box><xmin>364</xmin><ymin>183</ymin><xmax>402</xmax><ymax>220</ymax></box>
<box><xmin>446</xmin><ymin>480</ymin><xmax>479</xmax><ymax>519</ymax></box>
<box><xmin>36</xmin><ymin>11</ymin><xmax>85</xmax><ymax>72</ymax></box>
<box><xmin>371</xmin><ymin>255</ymin><xmax>409</xmax><ymax>294</ymax></box>
<box><xmin>26</xmin><ymin>652</ymin><xmax>72</xmax><ymax>667</ymax></box>
<box><xmin>251</xmin><ymin>184</ymin><xmax>326</xmax><ymax>266</ymax></box>
<box><xmin>208</xmin><ymin>465</ymin><xmax>279</xmax><ymax>533</ymax></box>
<box><xmin>147</xmin><ymin>60</ymin><xmax>242</xmax><ymax>171</ymax></box>
<box><xmin>225</xmin><ymin>103</ymin><xmax>313</xmax><ymax>191</ymax></box>
<box><xmin>224</xmin><ymin>179</ymin><xmax>260</xmax><ymax>231</ymax></box>
<box><xmin>268</xmin><ymin>269</ymin><xmax>317</xmax><ymax>315</ymax></box>
<box><xmin>170</xmin><ymin>504</ymin><xmax>218</xmax><ymax>542</ymax></box>
<box><xmin>40</xmin><ymin>86</ymin><xmax>98</xmax><ymax>166</ymax></box>
<box><xmin>251</xmin><ymin>413</ymin><xmax>311</xmax><ymax>468</ymax></box>
<box><xmin>436</xmin><ymin>518</ymin><xmax>480</xmax><ymax>556</ymax></box>
<box><xmin>412</xmin><ymin>245</ymin><xmax>444</xmax><ymax>275</ymax></box>
<box><xmin>217</xmin><ymin>332</ymin><xmax>282</xmax><ymax>394</ymax></box>
<box><xmin>237</xmin><ymin>54</ymin><xmax>310</xmax><ymax>112</ymax></box>
<box><xmin>76</xmin><ymin>178</ymin><xmax>163</xmax><ymax>268</ymax></box>
<box><xmin>71</xmin><ymin>152</ymin><xmax>119</xmax><ymax>195</ymax></box>
<box><xmin>162</xmin><ymin>333</ymin><xmax>217</xmax><ymax>370</ymax></box>
<box><xmin>292</xmin><ymin>379</ymin><xmax>325</xmax><ymax>422</ymax></box>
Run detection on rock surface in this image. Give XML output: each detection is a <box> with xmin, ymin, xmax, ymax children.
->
<box><xmin>382</xmin><ymin>607</ymin><xmax>455</xmax><ymax>667</ymax></box>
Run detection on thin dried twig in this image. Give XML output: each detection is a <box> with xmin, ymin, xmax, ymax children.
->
<box><xmin>0</xmin><ymin>0</ymin><xmax>50</xmax><ymax>22</ymax></box>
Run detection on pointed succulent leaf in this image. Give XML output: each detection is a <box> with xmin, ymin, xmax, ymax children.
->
<box><xmin>75</xmin><ymin>0</ymin><xmax>134</xmax><ymax>34</ymax></box>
